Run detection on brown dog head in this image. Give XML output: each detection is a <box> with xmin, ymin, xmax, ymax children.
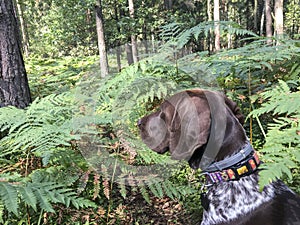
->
<box><xmin>138</xmin><ymin>89</ymin><xmax>247</xmax><ymax>170</ymax></box>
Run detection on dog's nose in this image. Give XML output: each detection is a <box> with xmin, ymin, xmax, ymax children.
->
<box><xmin>137</xmin><ymin>119</ymin><xmax>142</xmax><ymax>127</ymax></box>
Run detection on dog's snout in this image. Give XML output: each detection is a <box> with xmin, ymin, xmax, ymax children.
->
<box><xmin>137</xmin><ymin>119</ymin><xmax>142</xmax><ymax>128</ymax></box>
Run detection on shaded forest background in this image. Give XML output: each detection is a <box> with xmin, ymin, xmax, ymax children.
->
<box><xmin>0</xmin><ymin>0</ymin><xmax>299</xmax><ymax>224</ymax></box>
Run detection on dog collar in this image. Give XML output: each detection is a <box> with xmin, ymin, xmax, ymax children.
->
<box><xmin>204</xmin><ymin>150</ymin><xmax>261</xmax><ymax>184</ymax></box>
<box><xmin>204</xmin><ymin>141</ymin><xmax>253</xmax><ymax>172</ymax></box>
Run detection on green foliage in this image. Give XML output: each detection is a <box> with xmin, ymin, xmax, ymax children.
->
<box><xmin>26</xmin><ymin>56</ymin><xmax>98</xmax><ymax>98</ymax></box>
<box><xmin>24</xmin><ymin>0</ymin><xmax>97</xmax><ymax>57</ymax></box>
<box><xmin>286</xmin><ymin>0</ymin><xmax>300</xmax><ymax>39</ymax></box>
<box><xmin>0</xmin><ymin>93</ymin><xmax>76</xmax><ymax>159</ymax></box>
<box><xmin>0</xmin><ymin>93</ymin><xmax>97</xmax><ymax>221</ymax></box>
<box><xmin>161</xmin><ymin>21</ymin><xmax>258</xmax><ymax>49</ymax></box>
<box><xmin>0</xmin><ymin>181</ymin><xmax>96</xmax><ymax>216</ymax></box>
<box><xmin>250</xmin><ymin>80</ymin><xmax>300</xmax><ymax>191</ymax></box>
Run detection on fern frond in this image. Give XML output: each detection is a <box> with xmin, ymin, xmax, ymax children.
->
<box><xmin>18</xmin><ymin>185</ymin><xmax>38</xmax><ymax>211</ymax></box>
<box><xmin>0</xmin><ymin>183</ymin><xmax>19</xmax><ymax>216</ymax></box>
<box><xmin>161</xmin><ymin>21</ymin><xmax>258</xmax><ymax>49</ymax></box>
<box><xmin>250</xmin><ymin>80</ymin><xmax>300</xmax><ymax>117</ymax></box>
<box><xmin>32</xmin><ymin>184</ymin><xmax>55</xmax><ymax>213</ymax></box>
<box><xmin>249</xmin><ymin>80</ymin><xmax>300</xmax><ymax>189</ymax></box>
<box><xmin>139</xmin><ymin>185</ymin><xmax>151</xmax><ymax>204</ymax></box>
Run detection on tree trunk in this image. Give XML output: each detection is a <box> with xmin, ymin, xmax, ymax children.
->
<box><xmin>214</xmin><ymin>0</ymin><xmax>221</xmax><ymax>51</ymax></box>
<box><xmin>16</xmin><ymin>0</ymin><xmax>29</xmax><ymax>57</ymax></box>
<box><xmin>225</xmin><ymin>2</ymin><xmax>232</xmax><ymax>49</ymax></box>
<box><xmin>0</xmin><ymin>0</ymin><xmax>31</xmax><ymax>108</ymax></box>
<box><xmin>254</xmin><ymin>0</ymin><xmax>258</xmax><ymax>33</ymax></box>
<box><xmin>128</xmin><ymin>0</ymin><xmax>139</xmax><ymax>63</ymax></box>
<box><xmin>207</xmin><ymin>0</ymin><xmax>213</xmax><ymax>53</ymax></box>
<box><xmin>164</xmin><ymin>0</ymin><xmax>172</xmax><ymax>9</ymax></box>
<box><xmin>265</xmin><ymin>0</ymin><xmax>273</xmax><ymax>44</ymax></box>
<box><xmin>274</xmin><ymin>0</ymin><xmax>284</xmax><ymax>40</ymax></box>
<box><xmin>125</xmin><ymin>43</ymin><xmax>134</xmax><ymax>65</ymax></box>
<box><xmin>142</xmin><ymin>25</ymin><xmax>149</xmax><ymax>55</ymax></box>
<box><xmin>95</xmin><ymin>0</ymin><xmax>109</xmax><ymax>78</ymax></box>
<box><xmin>114</xmin><ymin>3</ymin><xmax>122</xmax><ymax>72</ymax></box>
<box><xmin>151</xmin><ymin>34</ymin><xmax>156</xmax><ymax>53</ymax></box>
<box><xmin>260</xmin><ymin>6</ymin><xmax>265</xmax><ymax>36</ymax></box>
<box><xmin>116</xmin><ymin>46</ymin><xmax>122</xmax><ymax>72</ymax></box>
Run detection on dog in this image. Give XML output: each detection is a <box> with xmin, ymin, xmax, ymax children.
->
<box><xmin>138</xmin><ymin>89</ymin><xmax>300</xmax><ymax>225</ymax></box>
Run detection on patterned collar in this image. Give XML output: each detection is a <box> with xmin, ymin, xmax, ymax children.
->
<box><xmin>203</xmin><ymin>148</ymin><xmax>261</xmax><ymax>184</ymax></box>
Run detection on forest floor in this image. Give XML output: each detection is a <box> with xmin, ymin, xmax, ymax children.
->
<box><xmin>120</xmin><ymin>192</ymin><xmax>201</xmax><ymax>225</ymax></box>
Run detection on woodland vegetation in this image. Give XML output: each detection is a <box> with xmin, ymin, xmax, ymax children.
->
<box><xmin>0</xmin><ymin>0</ymin><xmax>299</xmax><ymax>224</ymax></box>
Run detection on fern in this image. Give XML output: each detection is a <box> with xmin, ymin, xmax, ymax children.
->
<box><xmin>139</xmin><ymin>185</ymin><xmax>151</xmax><ymax>204</ymax></box>
<box><xmin>251</xmin><ymin>80</ymin><xmax>300</xmax><ymax>115</ymax></box>
<box><xmin>0</xmin><ymin>183</ymin><xmax>19</xmax><ymax>216</ymax></box>
<box><xmin>0</xmin><ymin>92</ymin><xmax>101</xmax><ymax>219</ymax></box>
<box><xmin>0</xmin><ymin>180</ymin><xmax>97</xmax><ymax>216</ymax></box>
<box><xmin>19</xmin><ymin>185</ymin><xmax>38</xmax><ymax>211</ymax></box>
<box><xmin>160</xmin><ymin>21</ymin><xmax>258</xmax><ymax>49</ymax></box>
<box><xmin>250</xmin><ymin>80</ymin><xmax>300</xmax><ymax>189</ymax></box>
<box><xmin>0</xmin><ymin>93</ymin><xmax>76</xmax><ymax>157</ymax></box>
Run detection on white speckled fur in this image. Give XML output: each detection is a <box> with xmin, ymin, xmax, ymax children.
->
<box><xmin>201</xmin><ymin>174</ymin><xmax>277</xmax><ymax>225</ymax></box>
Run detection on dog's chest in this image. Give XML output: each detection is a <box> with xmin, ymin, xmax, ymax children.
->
<box><xmin>201</xmin><ymin>175</ymin><xmax>276</xmax><ymax>225</ymax></box>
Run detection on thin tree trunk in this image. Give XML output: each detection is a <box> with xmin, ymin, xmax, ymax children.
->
<box><xmin>225</xmin><ymin>2</ymin><xmax>232</xmax><ymax>49</ymax></box>
<box><xmin>114</xmin><ymin>3</ymin><xmax>122</xmax><ymax>71</ymax></box>
<box><xmin>131</xmin><ymin>35</ymin><xmax>138</xmax><ymax>63</ymax></box>
<box><xmin>116</xmin><ymin>46</ymin><xmax>122</xmax><ymax>72</ymax></box>
<box><xmin>142</xmin><ymin>25</ymin><xmax>149</xmax><ymax>55</ymax></box>
<box><xmin>274</xmin><ymin>0</ymin><xmax>284</xmax><ymax>41</ymax></box>
<box><xmin>265</xmin><ymin>0</ymin><xmax>273</xmax><ymax>44</ymax></box>
<box><xmin>260</xmin><ymin>6</ymin><xmax>265</xmax><ymax>36</ymax></box>
<box><xmin>125</xmin><ymin>43</ymin><xmax>134</xmax><ymax>65</ymax></box>
<box><xmin>207</xmin><ymin>0</ymin><xmax>213</xmax><ymax>53</ymax></box>
<box><xmin>254</xmin><ymin>0</ymin><xmax>258</xmax><ymax>33</ymax></box>
<box><xmin>151</xmin><ymin>34</ymin><xmax>156</xmax><ymax>53</ymax></box>
<box><xmin>16</xmin><ymin>0</ymin><xmax>29</xmax><ymax>57</ymax></box>
<box><xmin>214</xmin><ymin>0</ymin><xmax>221</xmax><ymax>51</ymax></box>
<box><xmin>0</xmin><ymin>0</ymin><xmax>31</xmax><ymax>108</ymax></box>
<box><xmin>164</xmin><ymin>0</ymin><xmax>172</xmax><ymax>9</ymax></box>
<box><xmin>95</xmin><ymin>0</ymin><xmax>109</xmax><ymax>78</ymax></box>
<box><xmin>128</xmin><ymin>0</ymin><xmax>138</xmax><ymax>63</ymax></box>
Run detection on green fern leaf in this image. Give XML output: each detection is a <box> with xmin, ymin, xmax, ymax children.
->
<box><xmin>0</xmin><ymin>183</ymin><xmax>19</xmax><ymax>216</ymax></box>
<box><xmin>18</xmin><ymin>185</ymin><xmax>38</xmax><ymax>211</ymax></box>
<box><xmin>165</xmin><ymin>180</ymin><xmax>179</xmax><ymax>199</ymax></box>
<box><xmin>153</xmin><ymin>182</ymin><xmax>164</xmax><ymax>198</ymax></box>
<box><xmin>148</xmin><ymin>183</ymin><xmax>160</xmax><ymax>198</ymax></box>
<box><xmin>139</xmin><ymin>185</ymin><xmax>151</xmax><ymax>204</ymax></box>
<box><xmin>162</xmin><ymin>183</ymin><xmax>173</xmax><ymax>199</ymax></box>
<box><xmin>32</xmin><ymin>187</ymin><xmax>55</xmax><ymax>213</ymax></box>
<box><xmin>118</xmin><ymin>180</ymin><xmax>127</xmax><ymax>199</ymax></box>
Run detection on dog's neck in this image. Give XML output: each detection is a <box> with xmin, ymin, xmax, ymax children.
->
<box><xmin>201</xmin><ymin>174</ymin><xmax>276</xmax><ymax>225</ymax></box>
<box><xmin>215</xmin><ymin>110</ymin><xmax>248</xmax><ymax>161</ymax></box>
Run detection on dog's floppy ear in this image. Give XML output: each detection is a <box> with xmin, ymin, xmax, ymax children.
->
<box><xmin>161</xmin><ymin>91</ymin><xmax>211</xmax><ymax>160</ymax></box>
